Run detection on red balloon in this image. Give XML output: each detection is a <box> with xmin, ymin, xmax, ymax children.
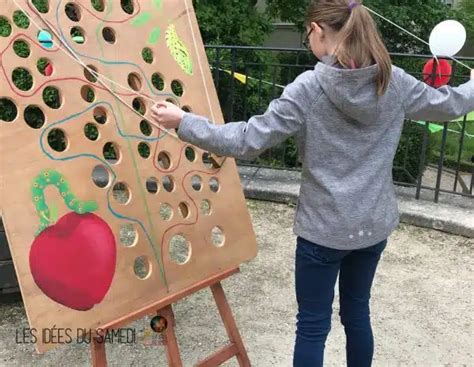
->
<box><xmin>423</xmin><ymin>58</ymin><xmax>452</xmax><ymax>88</ymax></box>
<box><xmin>44</xmin><ymin>63</ymin><xmax>53</xmax><ymax>77</ymax></box>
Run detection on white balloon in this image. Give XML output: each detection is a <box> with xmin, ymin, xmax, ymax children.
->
<box><xmin>429</xmin><ymin>20</ymin><xmax>466</xmax><ymax>57</ymax></box>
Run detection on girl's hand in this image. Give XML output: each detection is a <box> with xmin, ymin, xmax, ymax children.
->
<box><xmin>151</xmin><ymin>101</ymin><xmax>185</xmax><ymax>130</ymax></box>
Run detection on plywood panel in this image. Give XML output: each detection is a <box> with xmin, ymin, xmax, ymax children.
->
<box><xmin>0</xmin><ymin>0</ymin><xmax>257</xmax><ymax>353</ymax></box>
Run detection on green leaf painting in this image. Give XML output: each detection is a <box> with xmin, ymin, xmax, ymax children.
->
<box><xmin>165</xmin><ymin>24</ymin><xmax>193</xmax><ymax>75</ymax></box>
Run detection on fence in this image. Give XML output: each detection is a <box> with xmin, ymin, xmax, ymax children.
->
<box><xmin>205</xmin><ymin>45</ymin><xmax>474</xmax><ymax>202</ymax></box>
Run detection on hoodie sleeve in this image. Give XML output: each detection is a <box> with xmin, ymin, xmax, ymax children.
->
<box><xmin>176</xmin><ymin>72</ymin><xmax>313</xmax><ymax>160</ymax></box>
<box><xmin>393</xmin><ymin>67</ymin><xmax>474</xmax><ymax>122</ymax></box>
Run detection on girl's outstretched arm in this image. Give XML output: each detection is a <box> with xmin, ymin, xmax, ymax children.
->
<box><xmin>394</xmin><ymin>67</ymin><xmax>474</xmax><ymax>122</ymax></box>
<box><xmin>152</xmin><ymin>74</ymin><xmax>315</xmax><ymax>160</ymax></box>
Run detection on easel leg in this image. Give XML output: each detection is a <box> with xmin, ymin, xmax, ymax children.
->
<box><xmin>91</xmin><ymin>336</ymin><xmax>107</xmax><ymax>367</ymax></box>
<box><xmin>158</xmin><ymin>305</ymin><xmax>183</xmax><ymax>367</ymax></box>
<box><xmin>211</xmin><ymin>282</ymin><xmax>251</xmax><ymax>367</ymax></box>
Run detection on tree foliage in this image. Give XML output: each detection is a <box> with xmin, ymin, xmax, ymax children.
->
<box><xmin>459</xmin><ymin>0</ymin><xmax>474</xmax><ymax>13</ymax></box>
<box><xmin>193</xmin><ymin>0</ymin><xmax>272</xmax><ymax>45</ymax></box>
<box><xmin>458</xmin><ymin>0</ymin><xmax>474</xmax><ymax>45</ymax></box>
<box><xmin>265</xmin><ymin>0</ymin><xmax>472</xmax><ymax>54</ymax></box>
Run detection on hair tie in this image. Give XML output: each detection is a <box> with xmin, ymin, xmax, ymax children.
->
<box><xmin>348</xmin><ymin>1</ymin><xmax>359</xmax><ymax>11</ymax></box>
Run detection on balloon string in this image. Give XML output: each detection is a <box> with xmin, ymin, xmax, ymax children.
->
<box><xmin>364</xmin><ymin>6</ymin><xmax>473</xmax><ymax>71</ymax></box>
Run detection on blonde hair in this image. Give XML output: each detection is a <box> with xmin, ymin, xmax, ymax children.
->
<box><xmin>305</xmin><ymin>0</ymin><xmax>392</xmax><ymax>95</ymax></box>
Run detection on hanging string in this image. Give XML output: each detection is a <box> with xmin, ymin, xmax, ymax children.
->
<box><xmin>364</xmin><ymin>6</ymin><xmax>473</xmax><ymax>71</ymax></box>
<box><xmin>12</xmin><ymin>0</ymin><xmax>181</xmax><ymax>141</ymax></box>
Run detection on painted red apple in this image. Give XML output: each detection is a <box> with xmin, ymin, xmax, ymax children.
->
<box><xmin>29</xmin><ymin>212</ymin><xmax>116</xmax><ymax>311</ymax></box>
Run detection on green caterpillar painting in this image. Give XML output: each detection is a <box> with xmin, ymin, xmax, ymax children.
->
<box><xmin>166</xmin><ymin>24</ymin><xmax>193</xmax><ymax>75</ymax></box>
<box><xmin>31</xmin><ymin>169</ymin><xmax>98</xmax><ymax>236</ymax></box>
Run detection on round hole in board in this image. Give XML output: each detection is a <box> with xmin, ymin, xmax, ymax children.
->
<box><xmin>91</xmin><ymin>0</ymin><xmax>105</xmax><ymax>12</ymax></box>
<box><xmin>121</xmin><ymin>0</ymin><xmax>134</xmax><ymax>14</ymax></box>
<box><xmin>13</xmin><ymin>39</ymin><xmax>30</xmax><ymax>58</ymax></box>
<box><xmin>160</xmin><ymin>203</ymin><xmax>173</xmax><ymax>221</ymax></box>
<box><xmin>128</xmin><ymin>72</ymin><xmax>142</xmax><ymax>91</ymax></box>
<box><xmin>0</xmin><ymin>17</ymin><xmax>12</xmax><ymax>37</ymax></box>
<box><xmin>12</xmin><ymin>67</ymin><xmax>33</xmax><ymax>91</ymax></box>
<box><xmin>91</xmin><ymin>165</ymin><xmax>110</xmax><ymax>189</ymax></box>
<box><xmin>209</xmin><ymin>177</ymin><xmax>220</xmax><ymax>193</ymax></box>
<box><xmin>93</xmin><ymin>106</ymin><xmax>107</xmax><ymax>124</ymax></box>
<box><xmin>0</xmin><ymin>98</ymin><xmax>18</xmax><ymax>122</ymax></box>
<box><xmin>70</xmin><ymin>26</ymin><xmax>85</xmax><ymax>44</ymax></box>
<box><xmin>146</xmin><ymin>177</ymin><xmax>159</xmax><ymax>194</ymax></box>
<box><xmin>84</xmin><ymin>65</ymin><xmax>98</xmax><ymax>83</ymax></box>
<box><xmin>102</xmin><ymin>27</ymin><xmax>116</xmax><ymax>44</ymax></box>
<box><xmin>140</xmin><ymin>120</ymin><xmax>152</xmax><ymax>136</ymax></box>
<box><xmin>151</xmin><ymin>73</ymin><xmax>164</xmax><ymax>91</ymax></box>
<box><xmin>162</xmin><ymin>176</ymin><xmax>174</xmax><ymax>192</ymax></box>
<box><xmin>81</xmin><ymin>85</ymin><xmax>95</xmax><ymax>103</ymax></box>
<box><xmin>142</xmin><ymin>47</ymin><xmax>153</xmax><ymax>64</ymax></box>
<box><xmin>112</xmin><ymin>182</ymin><xmax>131</xmax><ymax>205</ymax></box>
<box><xmin>134</xmin><ymin>256</ymin><xmax>151</xmax><ymax>279</ymax></box>
<box><xmin>191</xmin><ymin>175</ymin><xmax>202</xmax><ymax>191</ymax></box>
<box><xmin>138</xmin><ymin>142</ymin><xmax>150</xmax><ymax>159</ymax></box>
<box><xmin>47</xmin><ymin>128</ymin><xmax>68</xmax><ymax>152</ymax></box>
<box><xmin>157</xmin><ymin>151</ymin><xmax>171</xmax><ymax>170</ymax></box>
<box><xmin>119</xmin><ymin>223</ymin><xmax>138</xmax><ymax>247</ymax></box>
<box><xmin>43</xmin><ymin>86</ymin><xmax>62</xmax><ymax>109</ymax></box>
<box><xmin>24</xmin><ymin>105</ymin><xmax>46</xmax><ymax>129</ymax></box>
<box><xmin>84</xmin><ymin>122</ymin><xmax>99</xmax><ymax>141</ymax></box>
<box><xmin>202</xmin><ymin>152</ymin><xmax>215</xmax><ymax>169</ymax></box>
<box><xmin>103</xmin><ymin>142</ymin><xmax>120</xmax><ymax>164</ymax></box>
<box><xmin>211</xmin><ymin>226</ymin><xmax>225</xmax><ymax>247</ymax></box>
<box><xmin>13</xmin><ymin>11</ymin><xmax>30</xmax><ymax>29</ymax></box>
<box><xmin>37</xmin><ymin>58</ymin><xmax>53</xmax><ymax>76</ymax></box>
<box><xmin>169</xmin><ymin>234</ymin><xmax>191</xmax><ymax>265</ymax></box>
<box><xmin>200</xmin><ymin>199</ymin><xmax>212</xmax><ymax>216</ymax></box>
<box><xmin>65</xmin><ymin>2</ymin><xmax>81</xmax><ymax>22</ymax></box>
<box><xmin>32</xmin><ymin>0</ymin><xmax>49</xmax><ymax>13</ymax></box>
<box><xmin>132</xmin><ymin>97</ymin><xmax>146</xmax><ymax>114</ymax></box>
<box><xmin>171</xmin><ymin>80</ymin><xmax>184</xmax><ymax>97</ymax></box>
<box><xmin>178</xmin><ymin>202</ymin><xmax>190</xmax><ymax>219</ymax></box>
<box><xmin>37</xmin><ymin>30</ymin><xmax>54</xmax><ymax>49</ymax></box>
<box><xmin>185</xmin><ymin>146</ymin><xmax>196</xmax><ymax>162</ymax></box>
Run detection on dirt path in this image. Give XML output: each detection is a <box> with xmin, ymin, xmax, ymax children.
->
<box><xmin>0</xmin><ymin>200</ymin><xmax>472</xmax><ymax>366</ymax></box>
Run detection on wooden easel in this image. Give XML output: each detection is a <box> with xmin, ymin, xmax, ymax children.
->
<box><xmin>90</xmin><ymin>268</ymin><xmax>250</xmax><ymax>367</ymax></box>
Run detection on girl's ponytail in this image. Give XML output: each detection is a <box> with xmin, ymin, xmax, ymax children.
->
<box><xmin>305</xmin><ymin>0</ymin><xmax>392</xmax><ymax>95</ymax></box>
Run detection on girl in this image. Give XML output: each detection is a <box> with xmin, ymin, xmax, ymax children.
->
<box><xmin>152</xmin><ymin>0</ymin><xmax>474</xmax><ymax>365</ymax></box>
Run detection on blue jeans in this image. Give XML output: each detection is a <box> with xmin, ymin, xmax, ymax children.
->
<box><xmin>293</xmin><ymin>236</ymin><xmax>387</xmax><ymax>367</ymax></box>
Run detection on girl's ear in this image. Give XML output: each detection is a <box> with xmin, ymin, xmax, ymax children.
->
<box><xmin>311</xmin><ymin>21</ymin><xmax>324</xmax><ymax>38</ymax></box>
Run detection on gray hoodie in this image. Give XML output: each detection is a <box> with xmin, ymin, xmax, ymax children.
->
<box><xmin>177</xmin><ymin>61</ymin><xmax>474</xmax><ymax>250</ymax></box>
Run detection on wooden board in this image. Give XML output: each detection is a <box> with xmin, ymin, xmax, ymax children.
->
<box><xmin>0</xmin><ymin>0</ymin><xmax>257</xmax><ymax>353</ymax></box>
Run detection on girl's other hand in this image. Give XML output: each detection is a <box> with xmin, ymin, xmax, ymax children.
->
<box><xmin>151</xmin><ymin>101</ymin><xmax>185</xmax><ymax>130</ymax></box>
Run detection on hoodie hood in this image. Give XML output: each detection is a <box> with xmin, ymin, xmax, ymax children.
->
<box><xmin>314</xmin><ymin>60</ymin><xmax>381</xmax><ymax>124</ymax></box>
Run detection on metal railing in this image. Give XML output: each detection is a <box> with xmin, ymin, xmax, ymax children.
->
<box><xmin>205</xmin><ymin>45</ymin><xmax>474</xmax><ymax>202</ymax></box>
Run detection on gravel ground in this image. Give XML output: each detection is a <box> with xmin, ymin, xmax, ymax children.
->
<box><xmin>0</xmin><ymin>200</ymin><xmax>472</xmax><ymax>366</ymax></box>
